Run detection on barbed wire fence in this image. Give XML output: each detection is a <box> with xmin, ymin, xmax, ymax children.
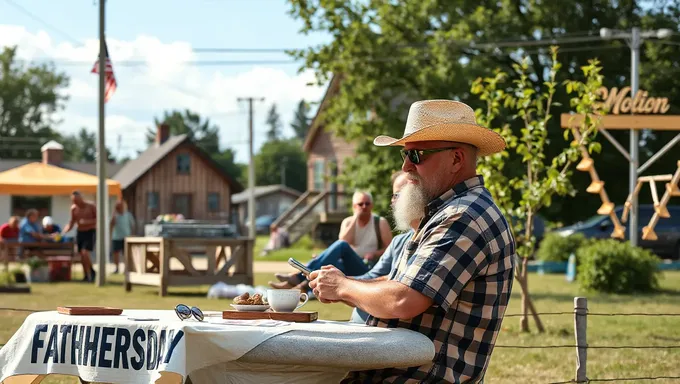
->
<box><xmin>2</xmin><ymin>300</ymin><xmax>680</xmax><ymax>382</ymax></box>
<box><xmin>498</xmin><ymin>298</ymin><xmax>680</xmax><ymax>383</ymax></box>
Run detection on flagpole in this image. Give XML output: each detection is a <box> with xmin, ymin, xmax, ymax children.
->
<box><xmin>96</xmin><ymin>0</ymin><xmax>107</xmax><ymax>286</ymax></box>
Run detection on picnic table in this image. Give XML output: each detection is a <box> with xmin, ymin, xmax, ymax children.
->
<box><xmin>124</xmin><ymin>237</ymin><xmax>254</xmax><ymax>296</ymax></box>
<box><xmin>0</xmin><ymin>241</ymin><xmax>76</xmax><ymax>270</ymax></box>
<box><xmin>0</xmin><ymin>309</ymin><xmax>435</xmax><ymax>384</ymax></box>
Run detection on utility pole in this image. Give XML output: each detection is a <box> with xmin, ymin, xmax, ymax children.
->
<box><xmin>237</xmin><ymin>97</ymin><xmax>264</xmax><ymax>238</ymax></box>
<box><xmin>96</xmin><ymin>0</ymin><xmax>107</xmax><ymax>286</ymax></box>
<box><xmin>629</xmin><ymin>27</ymin><xmax>640</xmax><ymax>247</ymax></box>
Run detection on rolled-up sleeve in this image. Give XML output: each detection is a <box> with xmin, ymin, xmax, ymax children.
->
<box><xmin>395</xmin><ymin>211</ymin><xmax>491</xmax><ymax>312</ymax></box>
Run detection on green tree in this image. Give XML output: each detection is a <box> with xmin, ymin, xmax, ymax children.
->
<box><xmin>61</xmin><ymin>127</ymin><xmax>115</xmax><ymax>162</ymax></box>
<box><xmin>145</xmin><ymin>109</ymin><xmax>243</xmax><ymax>182</ymax></box>
<box><xmin>265</xmin><ymin>104</ymin><xmax>283</xmax><ymax>141</ymax></box>
<box><xmin>286</xmin><ymin>0</ymin><xmax>680</xmax><ymax>224</ymax></box>
<box><xmin>291</xmin><ymin>100</ymin><xmax>312</xmax><ymax>140</ymax></box>
<box><xmin>146</xmin><ymin>109</ymin><xmax>219</xmax><ymax>154</ymax></box>
<box><xmin>254</xmin><ymin>139</ymin><xmax>307</xmax><ymax>192</ymax></box>
<box><xmin>212</xmin><ymin>148</ymin><xmax>247</xmax><ymax>187</ymax></box>
<box><xmin>471</xmin><ymin>48</ymin><xmax>606</xmax><ymax>332</ymax></box>
<box><xmin>0</xmin><ymin>46</ymin><xmax>69</xmax><ymax>159</ymax></box>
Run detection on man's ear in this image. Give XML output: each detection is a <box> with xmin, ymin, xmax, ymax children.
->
<box><xmin>452</xmin><ymin>150</ymin><xmax>464</xmax><ymax>171</ymax></box>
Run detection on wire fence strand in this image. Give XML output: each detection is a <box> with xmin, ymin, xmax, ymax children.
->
<box><xmin>550</xmin><ymin>375</ymin><xmax>680</xmax><ymax>383</ymax></box>
<box><xmin>504</xmin><ymin>312</ymin><xmax>680</xmax><ymax>317</ymax></box>
<box><xmin>496</xmin><ymin>344</ymin><xmax>680</xmax><ymax>349</ymax></box>
<box><xmin>4</xmin><ymin>307</ymin><xmax>680</xmax><ymax>318</ymax></box>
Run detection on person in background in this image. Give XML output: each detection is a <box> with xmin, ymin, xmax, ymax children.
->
<box><xmin>62</xmin><ymin>191</ymin><xmax>97</xmax><ymax>282</ymax></box>
<box><xmin>349</xmin><ymin>170</ymin><xmax>421</xmax><ymax>323</ymax></box>
<box><xmin>19</xmin><ymin>210</ymin><xmax>52</xmax><ymax>243</ymax></box>
<box><xmin>0</xmin><ymin>216</ymin><xmax>20</xmax><ymax>241</ymax></box>
<box><xmin>261</xmin><ymin>223</ymin><xmax>290</xmax><ymax>256</ymax></box>
<box><xmin>110</xmin><ymin>200</ymin><xmax>135</xmax><ymax>274</ymax></box>
<box><xmin>18</xmin><ymin>210</ymin><xmax>54</xmax><ymax>259</ymax></box>
<box><xmin>269</xmin><ymin>190</ymin><xmax>393</xmax><ymax>291</ymax></box>
<box><xmin>42</xmin><ymin>216</ymin><xmax>63</xmax><ymax>242</ymax></box>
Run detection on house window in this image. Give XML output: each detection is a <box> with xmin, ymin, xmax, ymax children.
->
<box><xmin>172</xmin><ymin>194</ymin><xmax>193</xmax><ymax>218</ymax></box>
<box><xmin>11</xmin><ymin>196</ymin><xmax>51</xmax><ymax>218</ymax></box>
<box><xmin>147</xmin><ymin>192</ymin><xmax>159</xmax><ymax>210</ymax></box>
<box><xmin>313</xmin><ymin>160</ymin><xmax>325</xmax><ymax>191</ymax></box>
<box><xmin>176</xmin><ymin>153</ymin><xmax>191</xmax><ymax>174</ymax></box>
<box><xmin>207</xmin><ymin>193</ymin><xmax>220</xmax><ymax>212</ymax></box>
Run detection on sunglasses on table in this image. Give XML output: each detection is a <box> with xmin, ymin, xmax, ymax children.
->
<box><xmin>175</xmin><ymin>304</ymin><xmax>205</xmax><ymax>321</ymax></box>
<box><xmin>400</xmin><ymin>147</ymin><xmax>459</xmax><ymax>165</ymax></box>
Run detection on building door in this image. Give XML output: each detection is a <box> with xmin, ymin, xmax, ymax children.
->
<box><xmin>172</xmin><ymin>194</ymin><xmax>193</xmax><ymax>219</ymax></box>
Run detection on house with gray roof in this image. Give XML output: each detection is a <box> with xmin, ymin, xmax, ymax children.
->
<box><xmin>114</xmin><ymin>124</ymin><xmax>243</xmax><ymax>229</ymax></box>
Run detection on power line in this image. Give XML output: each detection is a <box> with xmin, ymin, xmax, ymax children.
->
<box><xmin>2</xmin><ymin>0</ymin><xmax>208</xmax><ymax>101</ymax></box>
<box><xmin>2</xmin><ymin>0</ymin><xmax>82</xmax><ymax>45</ymax></box>
<box><xmin>19</xmin><ymin>44</ymin><xmax>627</xmax><ymax>68</ymax></box>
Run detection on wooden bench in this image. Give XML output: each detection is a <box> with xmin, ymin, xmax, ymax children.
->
<box><xmin>1</xmin><ymin>241</ymin><xmax>77</xmax><ymax>270</ymax></box>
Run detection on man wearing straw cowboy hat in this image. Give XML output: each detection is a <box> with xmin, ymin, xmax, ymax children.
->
<box><xmin>309</xmin><ymin>100</ymin><xmax>516</xmax><ymax>383</ymax></box>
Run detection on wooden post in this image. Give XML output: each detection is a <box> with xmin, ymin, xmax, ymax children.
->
<box><xmin>574</xmin><ymin>297</ymin><xmax>588</xmax><ymax>383</ymax></box>
<box><xmin>159</xmin><ymin>239</ymin><xmax>168</xmax><ymax>297</ymax></box>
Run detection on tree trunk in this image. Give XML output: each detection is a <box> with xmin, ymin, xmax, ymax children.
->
<box><xmin>515</xmin><ymin>257</ymin><xmax>545</xmax><ymax>333</ymax></box>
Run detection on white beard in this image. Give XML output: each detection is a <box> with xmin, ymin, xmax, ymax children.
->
<box><xmin>393</xmin><ymin>182</ymin><xmax>428</xmax><ymax>231</ymax></box>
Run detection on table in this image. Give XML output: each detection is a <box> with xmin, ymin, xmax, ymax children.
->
<box><xmin>0</xmin><ymin>310</ymin><xmax>435</xmax><ymax>384</ymax></box>
<box><xmin>1</xmin><ymin>241</ymin><xmax>76</xmax><ymax>270</ymax></box>
<box><xmin>124</xmin><ymin>237</ymin><xmax>254</xmax><ymax>297</ymax></box>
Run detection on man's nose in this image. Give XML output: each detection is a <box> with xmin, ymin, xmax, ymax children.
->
<box><xmin>402</xmin><ymin>157</ymin><xmax>415</xmax><ymax>173</ymax></box>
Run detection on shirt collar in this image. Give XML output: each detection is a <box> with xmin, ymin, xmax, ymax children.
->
<box><xmin>425</xmin><ymin>175</ymin><xmax>485</xmax><ymax>215</ymax></box>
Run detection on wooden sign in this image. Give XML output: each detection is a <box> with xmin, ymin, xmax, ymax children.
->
<box><xmin>598</xmin><ymin>86</ymin><xmax>670</xmax><ymax>115</ymax></box>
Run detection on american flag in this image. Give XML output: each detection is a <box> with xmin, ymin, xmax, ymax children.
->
<box><xmin>91</xmin><ymin>40</ymin><xmax>117</xmax><ymax>103</ymax></box>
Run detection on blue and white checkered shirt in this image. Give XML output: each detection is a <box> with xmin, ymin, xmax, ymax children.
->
<box><xmin>344</xmin><ymin>176</ymin><xmax>516</xmax><ymax>383</ymax></box>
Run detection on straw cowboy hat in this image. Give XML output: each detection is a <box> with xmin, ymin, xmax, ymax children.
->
<box><xmin>373</xmin><ymin>99</ymin><xmax>506</xmax><ymax>156</ymax></box>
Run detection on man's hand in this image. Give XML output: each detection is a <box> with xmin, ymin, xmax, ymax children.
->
<box><xmin>308</xmin><ymin>265</ymin><xmax>348</xmax><ymax>304</ymax></box>
<box><xmin>363</xmin><ymin>252</ymin><xmax>376</xmax><ymax>262</ymax></box>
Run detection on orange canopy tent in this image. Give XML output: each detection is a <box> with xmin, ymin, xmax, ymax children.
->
<box><xmin>0</xmin><ymin>162</ymin><xmax>122</xmax><ymax>197</ymax></box>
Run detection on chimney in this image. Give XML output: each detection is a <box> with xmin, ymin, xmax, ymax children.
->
<box><xmin>41</xmin><ymin>140</ymin><xmax>64</xmax><ymax>165</ymax></box>
<box><xmin>156</xmin><ymin>124</ymin><xmax>170</xmax><ymax>146</ymax></box>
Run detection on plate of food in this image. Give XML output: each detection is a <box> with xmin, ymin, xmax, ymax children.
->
<box><xmin>231</xmin><ymin>292</ymin><xmax>269</xmax><ymax>312</ymax></box>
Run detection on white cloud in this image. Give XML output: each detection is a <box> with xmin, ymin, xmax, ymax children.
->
<box><xmin>0</xmin><ymin>24</ymin><xmax>327</xmax><ymax>163</ymax></box>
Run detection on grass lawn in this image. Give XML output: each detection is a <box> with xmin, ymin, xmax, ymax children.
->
<box><xmin>253</xmin><ymin>235</ymin><xmax>324</xmax><ymax>263</ymax></box>
<box><xmin>2</xmin><ymin>271</ymin><xmax>680</xmax><ymax>383</ymax></box>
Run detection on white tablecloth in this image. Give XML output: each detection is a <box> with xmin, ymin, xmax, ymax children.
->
<box><xmin>0</xmin><ymin>310</ymin><xmax>436</xmax><ymax>384</ymax></box>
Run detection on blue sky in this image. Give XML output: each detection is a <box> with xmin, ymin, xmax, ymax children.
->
<box><xmin>0</xmin><ymin>0</ymin><xmax>331</xmax><ymax>163</ymax></box>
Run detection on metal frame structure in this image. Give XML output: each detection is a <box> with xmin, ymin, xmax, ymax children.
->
<box><xmin>560</xmin><ymin>114</ymin><xmax>680</xmax><ymax>241</ymax></box>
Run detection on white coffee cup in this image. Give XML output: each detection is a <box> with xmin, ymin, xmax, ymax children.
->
<box><xmin>267</xmin><ymin>289</ymin><xmax>308</xmax><ymax>312</ymax></box>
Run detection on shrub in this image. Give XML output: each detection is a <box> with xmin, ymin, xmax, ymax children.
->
<box><xmin>577</xmin><ymin>239</ymin><xmax>660</xmax><ymax>294</ymax></box>
<box><xmin>536</xmin><ymin>232</ymin><xmax>588</xmax><ymax>262</ymax></box>
<box><xmin>294</xmin><ymin>235</ymin><xmax>315</xmax><ymax>250</ymax></box>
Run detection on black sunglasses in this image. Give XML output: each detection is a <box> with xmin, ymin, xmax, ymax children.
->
<box><xmin>400</xmin><ymin>147</ymin><xmax>459</xmax><ymax>165</ymax></box>
<box><xmin>175</xmin><ymin>304</ymin><xmax>204</xmax><ymax>322</ymax></box>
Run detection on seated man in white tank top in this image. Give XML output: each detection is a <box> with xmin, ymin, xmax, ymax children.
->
<box><xmin>269</xmin><ymin>190</ymin><xmax>393</xmax><ymax>291</ymax></box>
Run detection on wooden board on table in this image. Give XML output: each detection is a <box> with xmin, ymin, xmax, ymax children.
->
<box><xmin>57</xmin><ymin>306</ymin><xmax>123</xmax><ymax>316</ymax></box>
<box><xmin>222</xmin><ymin>310</ymin><xmax>318</xmax><ymax>322</ymax></box>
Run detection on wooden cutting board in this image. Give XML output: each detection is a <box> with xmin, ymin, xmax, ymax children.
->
<box><xmin>57</xmin><ymin>306</ymin><xmax>123</xmax><ymax>316</ymax></box>
<box><xmin>222</xmin><ymin>310</ymin><xmax>318</xmax><ymax>322</ymax></box>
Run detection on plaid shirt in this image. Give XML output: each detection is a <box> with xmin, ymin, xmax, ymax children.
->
<box><xmin>344</xmin><ymin>176</ymin><xmax>516</xmax><ymax>384</ymax></box>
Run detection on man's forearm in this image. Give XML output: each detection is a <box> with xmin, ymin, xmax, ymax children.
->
<box><xmin>338</xmin><ymin>217</ymin><xmax>358</xmax><ymax>243</ymax></box>
<box><xmin>339</xmin><ymin>279</ymin><xmax>417</xmax><ymax>319</ymax></box>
